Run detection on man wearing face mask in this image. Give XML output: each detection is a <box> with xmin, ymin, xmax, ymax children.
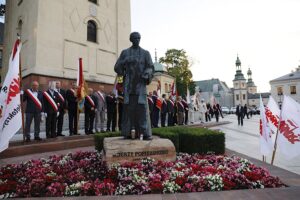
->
<box><xmin>114</xmin><ymin>32</ymin><xmax>154</xmax><ymax>140</ymax></box>
<box><xmin>43</xmin><ymin>81</ymin><xmax>60</xmax><ymax>138</ymax></box>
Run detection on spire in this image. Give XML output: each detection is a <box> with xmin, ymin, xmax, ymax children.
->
<box><xmin>155</xmin><ymin>48</ymin><xmax>158</xmax><ymax>62</ymax></box>
<box><xmin>235</xmin><ymin>54</ymin><xmax>241</xmax><ymax>70</ymax></box>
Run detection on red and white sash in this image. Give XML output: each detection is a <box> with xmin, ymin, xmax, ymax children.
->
<box><xmin>97</xmin><ymin>91</ymin><xmax>105</xmax><ymax>102</ymax></box>
<box><xmin>43</xmin><ymin>91</ymin><xmax>58</xmax><ymax>112</ymax></box>
<box><xmin>148</xmin><ymin>97</ymin><xmax>154</xmax><ymax>104</ymax></box>
<box><xmin>178</xmin><ymin>101</ymin><xmax>184</xmax><ymax>109</ymax></box>
<box><xmin>25</xmin><ymin>89</ymin><xmax>42</xmax><ymax>110</ymax></box>
<box><xmin>57</xmin><ymin>92</ymin><xmax>65</xmax><ymax>103</ymax></box>
<box><xmin>86</xmin><ymin>95</ymin><xmax>95</xmax><ymax>107</ymax></box>
<box><xmin>70</xmin><ymin>89</ymin><xmax>77</xmax><ymax>97</ymax></box>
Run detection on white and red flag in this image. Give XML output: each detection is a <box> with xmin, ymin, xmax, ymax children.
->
<box><xmin>265</xmin><ymin>96</ymin><xmax>281</xmax><ymax>144</ymax></box>
<box><xmin>277</xmin><ymin>95</ymin><xmax>300</xmax><ymax>159</ymax></box>
<box><xmin>259</xmin><ymin>96</ymin><xmax>273</xmax><ymax>156</ymax></box>
<box><xmin>0</xmin><ymin>39</ymin><xmax>22</xmax><ymax>152</ymax></box>
<box><xmin>156</xmin><ymin>80</ymin><xmax>162</xmax><ymax>110</ymax></box>
<box><xmin>170</xmin><ymin>81</ymin><xmax>177</xmax><ymax>101</ymax></box>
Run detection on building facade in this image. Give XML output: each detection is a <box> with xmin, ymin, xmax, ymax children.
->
<box><xmin>233</xmin><ymin>56</ymin><xmax>248</xmax><ymax>106</ymax></box>
<box><xmin>2</xmin><ymin>0</ymin><xmax>131</xmax><ymax>91</ymax></box>
<box><xmin>270</xmin><ymin>66</ymin><xmax>300</xmax><ymax>105</ymax></box>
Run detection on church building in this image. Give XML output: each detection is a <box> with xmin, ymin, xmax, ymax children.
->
<box><xmin>2</xmin><ymin>0</ymin><xmax>131</xmax><ymax>91</ymax></box>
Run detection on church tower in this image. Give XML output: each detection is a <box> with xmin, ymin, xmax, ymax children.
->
<box><xmin>233</xmin><ymin>55</ymin><xmax>247</xmax><ymax>106</ymax></box>
<box><xmin>247</xmin><ymin>68</ymin><xmax>257</xmax><ymax>94</ymax></box>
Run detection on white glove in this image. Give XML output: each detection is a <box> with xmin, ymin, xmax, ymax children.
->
<box><xmin>20</xmin><ymin>90</ymin><xmax>24</xmax><ymax>95</ymax></box>
<box><xmin>57</xmin><ymin>112</ymin><xmax>60</xmax><ymax>117</ymax></box>
<box><xmin>44</xmin><ymin>112</ymin><xmax>47</xmax><ymax>118</ymax></box>
<box><xmin>41</xmin><ymin>112</ymin><xmax>45</xmax><ymax>122</ymax></box>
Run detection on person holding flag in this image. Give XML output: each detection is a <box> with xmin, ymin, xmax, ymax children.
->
<box><xmin>77</xmin><ymin>58</ymin><xmax>88</xmax><ymax>113</ymax></box>
<box><xmin>66</xmin><ymin>82</ymin><xmax>79</xmax><ymax>136</ymax></box>
<box><xmin>84</xmin><ymin>88</ymin><xmax>97</xmax><ymax>135</ymax></box>
<box><xmin>23</xmin><ymin>81</ymin><xmax>43</xmax><ymax>141</ymax></box>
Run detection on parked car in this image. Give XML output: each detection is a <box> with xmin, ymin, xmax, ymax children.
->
<box><xmin>230</xmin><ymin>107</ymin><xmax>236</xmax><ymax>114</ymax></box>
<box><xmin>221</xmin><ymin>107</ymin><xmax>230</xmax><ymax>114</ymax></box>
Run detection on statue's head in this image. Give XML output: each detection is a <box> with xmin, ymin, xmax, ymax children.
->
<box><xmin>130</xmin><ymin>32</ymin><xmax>141</xmax><ymax>48</ymax></box>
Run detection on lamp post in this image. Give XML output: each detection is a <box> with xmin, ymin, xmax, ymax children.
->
<box><xmin>278</xmin><ymin>91</ymin><xmax>283</xmax><ymax>110</ymax></box>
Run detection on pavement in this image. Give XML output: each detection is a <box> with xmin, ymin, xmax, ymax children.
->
<box><xmin>210</xmin><ymin>114</ymin><xmax>300</xmax><ymax>175</ymax></box>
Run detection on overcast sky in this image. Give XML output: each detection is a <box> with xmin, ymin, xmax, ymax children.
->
<box><xmin>131</xmin><ymin>0</ymin><xmax>300</xmax><ymax>92</ymax></box>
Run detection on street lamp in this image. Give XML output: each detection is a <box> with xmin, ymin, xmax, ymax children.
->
<box><xmin>278</xmin><ymin>91</ymin><xmax>283</xmax><ymax>110</ymax></box>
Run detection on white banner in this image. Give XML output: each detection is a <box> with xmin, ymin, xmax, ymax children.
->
<box><xmin>278</xmin><ymin>95</ymin><xmax>300</xmax><ymax>159</ymax></box>
<box><xmin>265</xmin><ymin>96</ymin><xmax>281</xmax><ymax>145</ymax></box>
<box><xmin>0</xmin><ymin>39</ymin><xmax>22</xmax><ymax>152</ymax></box>
<box><xmin>259</xmin><ymin>96</ymin><xmax>273</xmax><ymax>155</ymax></box>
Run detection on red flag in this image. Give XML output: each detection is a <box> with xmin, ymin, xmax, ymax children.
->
<box><xmin>156</xmin><ymin>80</ymin><xmax>162</xmax><ymax>110</ymax></box>
<box><xmin>76</xmin><ymin>58</ymin><xmax>88</xmax><ymax>111</ymax></box>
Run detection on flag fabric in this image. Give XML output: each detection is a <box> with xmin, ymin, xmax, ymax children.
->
<box><xmin>77</xmin><ymin>58</ymin><xmax>88</xmax><ymax>112</ymax></box>
<box><xmin>265</xmin><ymin>96</ymin><xmax>281</xmax><ymax>145</ymax></box>
<box><xmin>259</xmin><ymin>96</ymin><xmax>273</xmax><ymax>156</ymax></box>
<box><xmin>277</xmin><ymin>95</ymin><xmax>300</xmax><ymax>159</ymax></box>
<box><xmin>156</xmin><ymin>80</ymin><xmax>162</xmax><ymax>110</ymax></box>
<box><xmin>186</xmin><ymin>87</ymin><xmax>191</xmax><ymax>104</ymax></box>
<box><xmin>0</xmin><ymin>39</ymin><xmax>22</xmax><ymax>152</ymax></box>
<box><xmin>170</xmin><ymin>81</ymin><xmax>177</xmax><ymax>101</ymax></box>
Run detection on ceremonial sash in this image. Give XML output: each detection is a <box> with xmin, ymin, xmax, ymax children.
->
<box><xmin>57</xmin><ymin>92</ymin><xmax>65</xmax><ymax>103</ymax></box>
<box><xmin>97</xmin><ymin>91</ymin><xmax>105</xmax><ymax>102</ymax></box>
<box><xmin>148</xmin><ymin>97</ymin><xmax>153</xmax><ymax>104</ymax></box>
<box><xmin>25</xmin><ymin>89</ymin><xmax>42</xmax><ymax>110</ymax></box>
<box><xmin>163</xmin><ymin>99</ymin><xmax>167</xmax><ymax>105</ymax></box>
<box><xmin>178</xmin><ymin>101</ymin><xmax>184</xmax><ymax>110</ymax></box>
<box><xmin>43</xmin><ymin>91</ymin><xmax>58</xmax><ymax>112</ymax></box>
<box><xmin>86</xmin><ymin>96</ymin><xmax>95</xmax><ymax>107</ymax></box>
<box><xmin>70</xmin><ymin>89</ymin><xmax>77</xmax><ymax>97</ymax></box>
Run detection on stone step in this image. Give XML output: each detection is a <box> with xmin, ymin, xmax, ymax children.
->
<box><xmin>0</xmin><ymin>135</ymin><xmax>95</xmax><ymax>159</ymax></box>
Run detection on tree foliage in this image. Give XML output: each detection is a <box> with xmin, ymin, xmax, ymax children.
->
<box><xmin>159</xmin><ymin>49</ymin><xmax>195</xmax><ymax>96</ymax></box>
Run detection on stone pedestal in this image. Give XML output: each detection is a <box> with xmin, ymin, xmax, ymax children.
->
<box><xmin>103</xmin><ymin>137</ymin><xmax>176</xmax><ymax>165</ymax></box>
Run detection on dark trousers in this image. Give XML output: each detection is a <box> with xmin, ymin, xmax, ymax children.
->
<box><xmin>185</xmin><ymin>110</ymin><xmax>189</xmax><ymax>125</ymax></box>
<box><xmin>214</xmin><ymin>112</ymin><xmax>219</xmax><ymax>122</ymax></box>
<box><xmin>56</xmin><ymin>110</ymin><xmax>64</xmax><ymax>134</ymax></box>
<box><xmin>25</xmin><ymin>112</ymin><xmax>41</xmax><ymax>139</ymax></box>
<box><xmin>152</xmin><ymin>109</ymin><xmax>160</xmax><ymax>128</ymax></box>
<box><xmin>205</xmin><ymin>112</ymin><xmax>211</xmax><ymax>122</ymax></box>
<box><xmin>107</xmin><ymin>111</ymin><xmax>116</xmax><ymax>131</ymax></box>
<box><xmin>238</xmin><ymin>114</ymin><xmax>243</xmax><ymax>126</ymax></box>
<box><xmin>168</xmin><ymin>112</ymin><xmax>174</xmax><ymax>126</ymax></box>
<box><xmin>118</xmin><ymin>104</ymin><xmax>123</xmax><ymax>131</ymax></box>
<box><xmin>46</xmin><ymin>113</ymin><xmax>57</xmax><ymax>138</ymax></box>
<box><xmin>85</xmin><ymin>110</ymin><xmax>95</xmax><ymax>134</ymax></box>
<box><xmin>161</xmin><ymin>112</ymin><xmax>167</xmax><ymax>127</ymax></box>
<box><xmin>68</xmin><ymin>109</ymin><xmax>78</xmax><ymax>135</ymax></box>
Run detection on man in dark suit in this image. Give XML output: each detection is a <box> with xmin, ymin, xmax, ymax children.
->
<box><xmin>177</xmin><ymin>96</ymin><xmax>185</xmax><ymax>125</ymax></box>
<box><xmin>152</xmin><ymin>90</ymin><xmax>160</xmax><ymax>128</ymax></box>
<box><xmin>56</xmin><ymin>81</ymin><xmax>66</xmax><ymax>136</ymax></box>
<box><xmin>167</xmin><ymin>96</ymin><xmax>175</xmax><ymax>126</ymax></box>
<box><xmin>160</xmin><ymin>94</ymin><xmax>167</xmax><ymax>127</ymax></box>
<box><xmin>236</xmin><ymin>104</ymin><xmax>244</xmax><ymax>126</ymax></box>
<box><xmin>106</xmin><ymin>92</ymin><xmax>117</xmax><ymax>132</ymax></box>
<box><xmin>23</xmin><ymin>81</ymin><xmax>43</xmax><ymax>142</ymax></box>
<box><xmin>117</xmin><ymin>88</ymin><xmax>124</xmax><ymax>131</ymax></box>
<box><xmin>43</xmin><ymin>81</ymin><xmax>60</xmax><ymax>138</ymax></box>
<box><xmin>182</xmin><ymin>96</ymin><xmax>189</xmax><ymax>125</ymax></box>
<box><xmin>66</xmin><ymin>82</ymin><xmax>78</xmax><ymax>136</ymax></box>
<box><xmin>147</xmin><ymin>92</ymin><xmax>154</xmax><ymax>127</ymax></box>
<box><xmin>84</xmin><ymin>88</ymin><xmax>98</xmax><ymax>135</ymax></box>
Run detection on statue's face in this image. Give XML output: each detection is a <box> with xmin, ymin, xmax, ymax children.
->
<box><xmin>130</xmin><ymin>33</ymin><xmax>141</xmax><ymax>47</ymax></box>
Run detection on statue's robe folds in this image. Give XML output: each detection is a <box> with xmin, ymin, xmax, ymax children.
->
<box><xmin>114</xmin><ymin>47</ymin><xmax>154</xmax><ymax>137</ymax></box>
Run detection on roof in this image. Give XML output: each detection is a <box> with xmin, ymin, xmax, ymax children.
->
<box><xmin>194</xmin><ymin>78</ymin><xmax>231</xmax><ymax>93</ymax></box>
<box><xmin>0</xmin><ymin>22</ymin><xmax>4</xmax><ymax>45</ymax></box>
<box><xmin>233</xmin><ymin>70</ymin><xmax>246</xmax><ymax>81</ymax></box>
<box><xmin>154</xmin><ymin>61</ymin><xmax>165</xmax><ymax>72</ymax></box>
<box><xmin>270</xmin><ymin>68</ymin><xmax>300</xmax><ymax>83</ymax></box>
<box><xmin>248</xmin><ymin>92</ymin><xmax>270</xmax><ymax>99</ymax></box>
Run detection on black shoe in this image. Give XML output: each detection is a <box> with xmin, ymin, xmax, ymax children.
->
<box><xmin>34</xmin><ymin>137</ymin><xmax>42</xmax><ymax>141</ymax></box>
<box><xmin>124</xmin><ymin>136</ymin><xmax>131</xmax><ymax>140</ymax></box>
<box><xmin>89</xmin><ymin>131</ymin><xmax>95</xmax><ymax>134</ymax></box>
<box><xmin>101</xmin><ymin>130</ymin><xmax>105</xmax><ymax>133</ymax></box>
<box><xmin>25</xmin><ymin>138</ymin><xmax>31</xmax><ymax>142</ymax></box>
<box><xmin>144</xmin><ymin>137</ymin><xmax>153</xmax><ymax>141</ymax></box>
<box><xmin>73</xmin><ymin>133</ymin><xmax>79</xmax><ymax>135</ymax></box>
<box><xmin>112</xmin><ymin>129</ymin><xmax>116</xmax><ymax>132</ymax></box>
<box><xmin>85</xmin><ymin>132</ymin><xmax>90</xmax><ymax>135</ymax></box>
<box><xmin>57</xmin><ymin>134</ymin><xmax>65</xmax><ymax>137</ymax></box>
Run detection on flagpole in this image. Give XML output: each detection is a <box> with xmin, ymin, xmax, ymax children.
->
<box><xmin>18</xmin><ymin>36</ymin><xmax>26</xmax><ymax>143</ymax></box>
<box><xmin>271</xmin><ymin>105</ymin><xmax>283</xmax><ymax>165</ymax></box>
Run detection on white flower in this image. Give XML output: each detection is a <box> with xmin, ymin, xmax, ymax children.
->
<box><xmin>204</xmin><ymin>174</ymin><xmax>224</xmax><ymax>191</ymax></box>
<box><xmin>163</xmin><ymin>180</ymin><xmax>181</xmax><ymax>193</ymax></box>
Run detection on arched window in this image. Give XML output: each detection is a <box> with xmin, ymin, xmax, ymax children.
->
<box><xmin>88</xmin><ymin>0</ymin><xmax>97</xmax><ymax>4</ymax></box>
<box><xmin>17</xmin><ymin>20</ymin><xmax>23</xmax><ymax>38</ymax></box>
<box><xmin>87</xmin><ymin>20</ymin><xmax>97</xmax><ymax>43</ymax></box>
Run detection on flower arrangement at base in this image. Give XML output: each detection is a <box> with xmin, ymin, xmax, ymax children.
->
<box><xmin>0</xmin><ymin>151</ymin><xmax>285</xmax><ymax>198</ymax></box>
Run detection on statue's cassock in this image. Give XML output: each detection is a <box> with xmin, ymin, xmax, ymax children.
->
<box><xmin>114</xmin><ymin>33</ymin><xmax>154</xmax><ymax>139</ymax></box>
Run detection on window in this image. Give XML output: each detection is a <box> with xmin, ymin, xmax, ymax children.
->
<box><xmin>243</xmin><ymin>94</ymin><xmax>246</xmax><ymax>100</ymax></box>
<box><xmin>88</xmin><ymin>0</ymin><xmax>98</xmax><ymax>4</ymax></box>
<box><xmin>290</xmin><ymin>86</ymin><xmax>296</xmax><ymax>95</ymax></box>
<box><xmin>242</xmin><ymin>83</ymin><xmax>245</xmax><ymax>88</ymax></box>
<box><xmin>277</xmin><ymin>87</ymin><xmax>283</xmax><ymax>95</ymax></box>
<box><xmin>236</xmin><ymin>94</ymin><xmax>239</xmax><ymax>101</ymax></box>
<box><xmin>87</xmin><ymin>20</ymin><xmax>97</xmax><ymax>42</ymax></box>
<box><xmin>165</xmin><ymin>83</ymin><xmax>168</xmax><ymax>93</ymax></box>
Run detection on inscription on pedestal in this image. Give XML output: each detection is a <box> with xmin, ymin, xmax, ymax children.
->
<box><xmin>103</xmin><ymin>137</ymin><xmax>176</xmax><ymax>165</ymax></box>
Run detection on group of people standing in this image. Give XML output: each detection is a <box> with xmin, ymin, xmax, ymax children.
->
<box><xmin>22</xmin><ymin>80</ymin><xmax>121</xmax><ymax>142</ymax></box>
<box><xmin>147</xmin><ymin>92</ymin><xmax>224</xmax><ymax>128</ymax></box>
